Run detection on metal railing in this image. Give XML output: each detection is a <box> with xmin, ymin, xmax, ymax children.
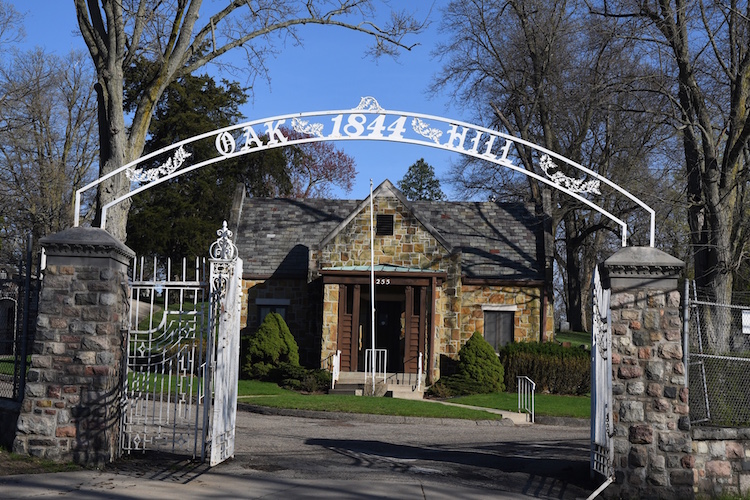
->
<box><xmin>330</xmin><ymin>350</ymin><xmax>341</xmax><ymax>390</ymax></box>
<box><xmin>364</xmin><ymin>348</ymin><xmax>387</xmax><ymax>385</ymax></box>
<box><xmin>416</xmin><ymin>352</ymin><xmax>423</xmax><ymax>392</ymax></box>
<box><xmin>517</xmin><ymin>376</ymin><xmax>536</xmax><ymax>423</ymax></box>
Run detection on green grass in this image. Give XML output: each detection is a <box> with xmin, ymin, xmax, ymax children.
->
<box><xmin>123</xmin><ymin>376</ymin><xmax>590</xmax><ymax>421</ymax></box>
<box><xmin>0</xmin><ymin>358</ymin><xmax>14</xmax><ymax>376</ymax></box>
<box><xmin>239</xmin><ymin>391</ymin><xmax>506</xmax><ymax>420</ymax></box>
<box><xmin>555</xmin><ymin>330</ymin><xmax>591</xmax><ymax>349</ymax></box>
<box><xmin>451</xmin><ymin>392</ymin><xmax>591</xmax><ymax>419</ymax></box>
<box><xmin>237</xmin><ymin>379</ymin><xmax>290</xmax><ymax>395</ymax></box>
<box><xmin>0</xmin><ymin>446</ymin><xmax>82</xmax><ymax>476</ymax></box>
<box><xmin>237</xmin><ymin>380</ymin><xmax>590</xmax><ymax>420</ymax></box>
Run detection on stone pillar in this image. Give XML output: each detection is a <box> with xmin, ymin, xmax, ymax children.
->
<box><xmin>13</xmin><ymin>227</ymin><xmax>133</xmax><ymax>467</ymax></box>
<box><xmin>602</xmin><ymin>246</ymin><xmax>691</xmax><ymax>499</ymax></box>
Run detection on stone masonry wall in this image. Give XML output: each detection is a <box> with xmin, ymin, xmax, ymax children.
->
<box><xmin>13</xmin><ymin>228</ymin><xmax>132</xmax><ymax>467</ymax></box>
<box><xmin>607</xmin><ymin>287</ymin><xmax>692</xmax><ymax>498</ymax></box>
<box><xmin>459</xmin><ymin>285</ymin><xmax>550</xmax><ymax>345</ymax></box>
<box><xmin>691</xmin><ymin>428</ymin><xmax>750</xmax><ymax>496</ymax></box>
<box><xmin>320</xmin><ymin>283</ymin><xmax>339</xmax><ymax>367</ymax></box>
<box><xmin>318</xmin><ymin>196</ymin><xmax>451</xmax><ymax>272</ymax></box>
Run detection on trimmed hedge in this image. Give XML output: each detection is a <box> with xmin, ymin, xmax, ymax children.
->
<box><xmin>499</xmin><ymin>342</ymin><xmax>590</xmax><ymax>395</ymax></box>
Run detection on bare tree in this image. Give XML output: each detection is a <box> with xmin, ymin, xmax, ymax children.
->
<box><xmin>0</xmin><ymin>48</ymin><xmax>98</xmax><ymax>259</ymax></box>
<box><xmin>432</xmin><ymin>0</ymin><xmax>670</xmax><ymax>331</ymax></box>
<box><xmin>591</xmin><ymin>0</ymin><xmax>750</xmax><ymax>349</ymax></box>
<box><xmin>74</xmin><ymin>0</ymin><xmax>425</xmax><ymax>241</ymax></box>
<box><xmin>0</xmin><ymin>0</ymin><xmax>22</xmax><ymax>53</ymax></box>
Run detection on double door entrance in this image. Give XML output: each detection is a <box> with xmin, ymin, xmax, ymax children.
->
<box><xmin>333</xmin><ymin>274</ymin><xmax>436</xmax><ymax>375</ymax></box>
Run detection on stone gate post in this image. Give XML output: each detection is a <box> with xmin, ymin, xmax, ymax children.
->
<box><xmin>602</xmin><ymin>246</ymin><xmax>690</xmax><ymax>499</ymax></box>
<box><xmin>13</xmin><ymin>227</ymin><xmax>133</xmax><ymax>467</ymax></box>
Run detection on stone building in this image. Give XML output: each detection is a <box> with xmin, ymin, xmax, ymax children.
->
<box><xmin>231</xmin><ymin>180</ymin><xmax>553</xmax><ymax>383</ymax></box>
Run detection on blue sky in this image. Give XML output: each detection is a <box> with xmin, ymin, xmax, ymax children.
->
<box><xmin>10</xmin><ymin>1</ymin><xmax>468</xmax><ymax>200</ymax></box>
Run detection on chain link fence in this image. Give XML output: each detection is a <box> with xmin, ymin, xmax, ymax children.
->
<box><xmin>688</xmin><ymin>282</ymin><xmax>750</xmax><ymax>427</ymax></box>
<box><xmin>0</xmin><ymin>236</ymin><xmax>40</xmax><ymax>402</ymax></box>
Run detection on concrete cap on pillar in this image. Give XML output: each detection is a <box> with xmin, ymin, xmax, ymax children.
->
<box><xmin>41</xmin><ymin>227</ymin><xmax>135</xmax><ymax>268</ymax></box>
<box><xmin>602</xmin><ymin>246</ymin><xmax>685</xmax><ymax>291</ymax></box>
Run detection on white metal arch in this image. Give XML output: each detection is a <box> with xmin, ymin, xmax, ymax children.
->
<box><xmin>74</xmin><ymin>96</ymin><xmax>655</xmax><ymax>247</ymax></box>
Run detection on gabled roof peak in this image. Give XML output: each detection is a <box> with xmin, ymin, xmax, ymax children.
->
<box><xmin>319</xmin><ymin>179</ymin><xmax>452</xmax><ymax>251</ymax></box>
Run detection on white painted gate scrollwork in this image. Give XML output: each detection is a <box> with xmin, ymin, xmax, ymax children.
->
<box><xmin>207</xmin><ymin>222</ymin><xmax>243</xmax><ymax>466</ymax></box>
<box><xmin>121</xmin><ymin>222</ymin><xmax>241</xmax><ymax>466</ymax></box>
<box><xmin>591</xmin><ymin>266</ymin><xmax>613</xmax><ymax>479</ymax></box>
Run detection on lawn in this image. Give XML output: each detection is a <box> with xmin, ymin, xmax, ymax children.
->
<box><xmin>237</xmin><ymin>380</ymin><xmax>590</xmax><ymax>420</ymax></box>
<box><xmin>555</xmin><ymin>330</ymin><xmax>591</xmax><ymax>349</ymax></box>
<box><xmin>120</xmin><ymin>377</ymin><xmax>591</xmax><ymax>421</ymax></box>
<box><xmin>451</xmin><ymin>392</ymin><xmax>591</xmax><ymax>419</ymax></box>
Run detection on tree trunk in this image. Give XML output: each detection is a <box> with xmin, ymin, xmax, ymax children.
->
<box><xmin>91</xmin><ymin>72</ymin><xmax>131</xmax><ymax>241</ymax></box>
<box><xmin>564</xmin><ymin>213</ymin><xmax>584</xmax><ymax>332</ymax></box>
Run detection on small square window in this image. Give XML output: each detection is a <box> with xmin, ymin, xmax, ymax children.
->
<box><xmin>376</xmin><ymin>214</ymin><xmax>394</xmax><ymax>236</ymax></box>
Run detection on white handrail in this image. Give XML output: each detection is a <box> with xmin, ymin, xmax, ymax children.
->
<box><xmin>417</xmin><ymin>352</ymin><xmax>423</xmax><ymax>392</ymax></box>
<box><xmin>365</xmin><ymin>348</ymin><xmax>387</xmax><ymax>385</ymax></box>
<box><xmin>331</xmin><ymin>350</ymin><xmax>341</xmax><ymax>390</ymax></box>
<box><xmin>517</xmin><ymin>376</ymin><xmax>536</xmax><ymax>423</ymax></box>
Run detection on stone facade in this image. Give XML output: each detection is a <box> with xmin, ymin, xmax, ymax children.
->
<box><xmin>459</xmin><ymin>285</ymin><xmax>551</xmax><ymax>346</ymax></box>
<box><xmin>316</xmin><ymin>196</ymin><xmax>449</xmax><ymax>272</ymax></box>
<box><xmin>235</xmin><ymin>180</ymin><xmax>551</xmax><ymax>383</ymax></box>
<box><xmin>12</xmin><ymin>228</ymin><xmax>133</xmax><ymax>467</ymax></box>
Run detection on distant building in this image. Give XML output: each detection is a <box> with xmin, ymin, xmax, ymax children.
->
<box><xmin>231</xmin><ymin>180</ymin><xmax>553</xmax><ymax>383</ymax></box>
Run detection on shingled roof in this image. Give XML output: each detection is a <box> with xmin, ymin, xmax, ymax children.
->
<box><xmin>233</xmin><ymin>182</ymin><xmax>544</xmax><ymax>281</ymax></box>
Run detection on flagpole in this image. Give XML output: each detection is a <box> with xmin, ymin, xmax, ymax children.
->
<box><xmin>370</xmin><ymin>179</ymin><xmax>376</xmax><ymax>395</ymax></box>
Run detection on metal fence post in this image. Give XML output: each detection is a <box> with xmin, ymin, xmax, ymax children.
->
<box><xmin>16</xmin><ymin>234</ymin><xmax>33</xmax><ymax>402</ymax></box>
<box><xmin>683</xmin><ymin>279</ymin><xmax>689</xmax><ymax>389</ymax></box>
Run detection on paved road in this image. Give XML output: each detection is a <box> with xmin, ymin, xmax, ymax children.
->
<box><xmin>2</xmin><ymin>407</ymin><xmax>599</xmax><ymax>499</ymax></box>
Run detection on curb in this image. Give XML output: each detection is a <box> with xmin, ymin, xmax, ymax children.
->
<box><xmin>535</xmin><ymin>415</ymin><xmax>591</xmax><ymax>427</ymax></box>
<box><xmin>238</xmin><ymin>403</ymin><xmax>589</xmax><ymax>427</ymax></box>
<box><xmin>238</xmin><ymin>403</ymin><xmax>516</xmax><ymax>426</ymax></box>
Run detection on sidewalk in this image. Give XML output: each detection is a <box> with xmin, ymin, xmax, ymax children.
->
<box><xmin>0</xmin><ymin>468</ymin><xmax>531</xmax><ymax>499</ymax></box>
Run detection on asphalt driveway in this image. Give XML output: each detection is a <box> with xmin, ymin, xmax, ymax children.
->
<box><xmin>2</xmin><ymin>406</ymin><xmax>598</xmax><ymax>499</ymax></box>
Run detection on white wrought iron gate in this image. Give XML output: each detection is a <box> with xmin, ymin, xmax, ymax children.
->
<box><xmin>591</xmin><ymin>265</ymin><xmax>613</xmax><ymax>480</ymax></box>
<box><xmin>121</xmin><ymin>223</ymin><xmax>242</xmax><ymax>465</ymax></box>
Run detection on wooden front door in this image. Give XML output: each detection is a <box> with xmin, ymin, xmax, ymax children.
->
<box><xmin>403</xmin><ymin>286</ymin><xmax>426</xmax><ymax>373</ymax></box>
<box><xmin>336</xmin><ymin>284</ymin><xmax>360</xmax><ymax>371</ymax></box>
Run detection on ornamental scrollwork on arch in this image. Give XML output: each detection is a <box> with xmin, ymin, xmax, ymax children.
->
<box><xmin>539</xmin><ymin>154</ymin><xmax>601</xmax><ymax>195</ymax></box>
<box><xmin>126</xmin><ymin>146</ymin><xmax>192</xmax><ymax>184</ymax></box>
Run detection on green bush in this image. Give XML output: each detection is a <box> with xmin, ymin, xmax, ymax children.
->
<box><xmin>499</xmin><ymin>341</ymin><xmax>590</xmax><ymax>395</ymax></box>
<box><xmin>240</xmin><ymin>313</ymin><xmax>300</xmax><ymax>380</ymax></box>
<box><xmin>427</xmin><ymin>332</ymin><xmax>505</xmax><ymax>397</ymax></box>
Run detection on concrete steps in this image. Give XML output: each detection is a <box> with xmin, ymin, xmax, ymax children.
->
<box><xmin>329</xmin><ymin>372</ymin><xmax>426</xmax><ymax>399</ymax></box>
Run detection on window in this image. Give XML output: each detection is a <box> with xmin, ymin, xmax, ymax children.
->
<box><xmin>376</xmin><ymin>214</ymin><xmax>394</xmax><ymax>236</ymax></box>
<box><xmin>483</xmin><ymin>308</ymin><xmax>515</xmax><ymax>352</ymax></box>
<box><xmin>256</xmin><ymin>298</ymin><xmax>290</xmax><ymax>324</ymax></box>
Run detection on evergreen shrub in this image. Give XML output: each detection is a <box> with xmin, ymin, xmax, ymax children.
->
<box><xmin>239</xmin><ymin>313</ymin><xmax>331</xmax><ymax>393</ymax></box>
<box><xmin>499</xmin><ymin>341</ymin><xmax>590</xmax><ymax>395</ymax></box>
<box><xmin>240</xmin><ymin>312</ymin><xmax>300</xmax><ymax>380</ymax></box>
<box><xmin>427</xmin><ymin>332</ymin><xmax>505</xmax><ymax>397</ymax></box>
